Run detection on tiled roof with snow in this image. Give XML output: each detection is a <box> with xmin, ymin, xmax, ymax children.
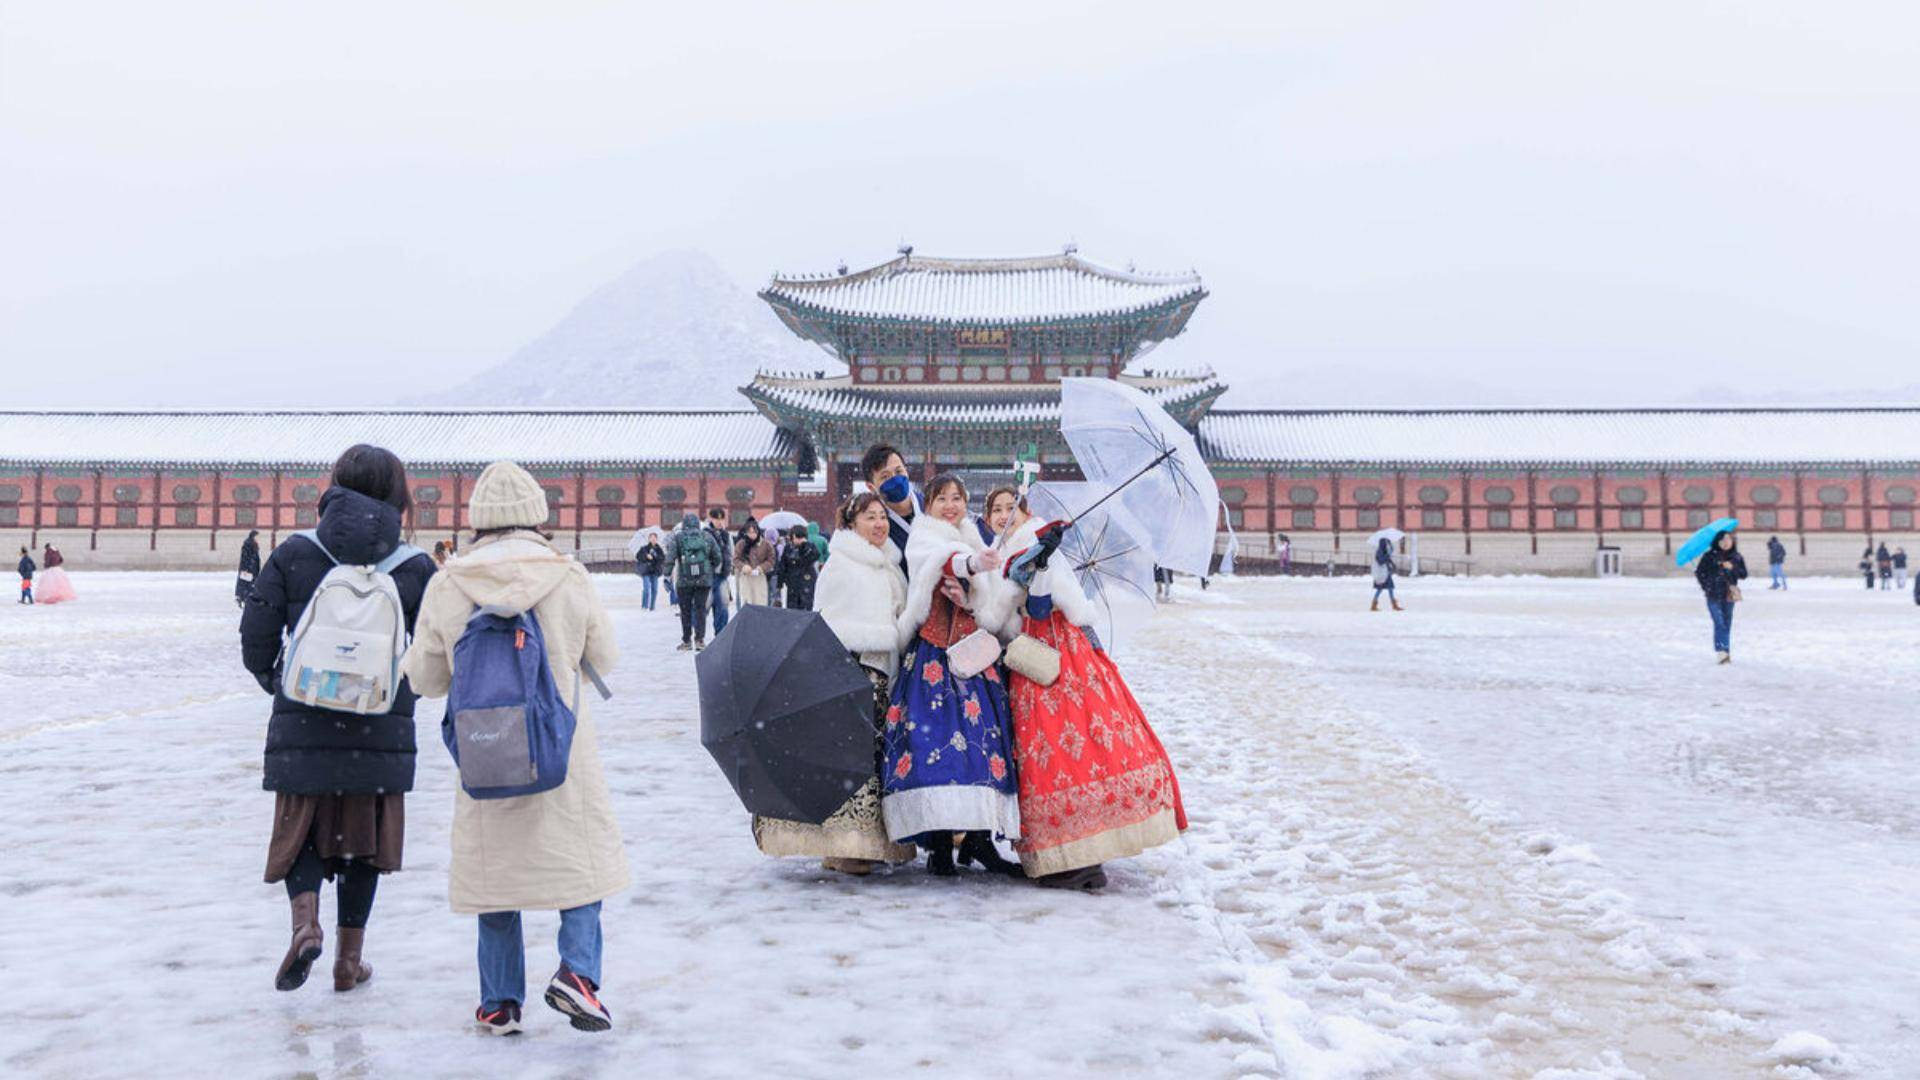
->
<box><xmin>1198</xmin><ymin>408</ymin><xmax>1920</xmax><ymax>467</ymax></box>
<box><xmin>761</xmin><ymin>252</ymin><xmax>1205</xmax><ymax>325</ymax></box>
<box><xmin>0</xmin><ymin>410</ymin><xmax>795</xmax><ymax>468</ymax></box>
<box><xmin>744</xmin><ymin>375</ymin><xmax>1228</xmax><ymax>427</ymax></box>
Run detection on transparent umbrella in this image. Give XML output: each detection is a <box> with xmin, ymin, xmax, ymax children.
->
<box><xmin>1058</xmin><ymin>378</ymin><xmax>1221</xmax><ymax>577</ymax></box>
<box><xmin>1023</xmin><ymin>481</ymin><xmax>1160</xmax><ymax>653</ymax></box>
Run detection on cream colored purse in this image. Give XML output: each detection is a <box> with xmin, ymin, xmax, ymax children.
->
<box><xmin>946</xmin><ymin>628</ymin><xmax>1004</xmax><ymax>680</ymax></box>
<box><xmin>1004</xmin><ymin>633</ymin><xmax>1061</xmax><ymax>686</ymax></box>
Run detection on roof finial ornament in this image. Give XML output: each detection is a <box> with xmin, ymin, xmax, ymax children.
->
<box><xmin>897</xmin><ymin>240</ymin><xmax>914</xmax><ymax>256</ymax></box>
<box><xmin>1062</xmin><ymin>239</ymin><xmax>1078</xmax><ymax>255</ymax></box>
<box><xmin>836</xmin><ymin>260</ymin><xmax>848</xmax><ymax>276</ymax></box>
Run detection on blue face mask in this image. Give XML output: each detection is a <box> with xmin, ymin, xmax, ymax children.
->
<box><xmin>879</xmin><ymin>475</ymin><xmax>912</xmax><ymax>503</ymax></box>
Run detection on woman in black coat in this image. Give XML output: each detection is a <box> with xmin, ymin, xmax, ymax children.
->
<box><xmin>1694</xmin><ymin>529</ymin><xmax>1748</xmax><ymax>664</ymax></box>
<box><xmin>239</xmin><ymin>445</ymin><xmax>435</xmax><ymax>994</ymax></box>
<box><xmin>235</xmin><ymin>530</ymin><xmax>262</xmax><ymax>607</ymax></box>
<box><xmin>778</xmin><ymin>525</ymin><xmax>819</xmax><ymax>610</ymax></box>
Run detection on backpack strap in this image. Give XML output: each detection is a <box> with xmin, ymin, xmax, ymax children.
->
<box><xmin>293</xmin><ymin>529</ymin><xmax>336</xmax><ymax>566</ymax></box>
<box><xmin>294</xmin><ymin>530</ymin><xmax>421</xmax><ymax>573</ymax></box>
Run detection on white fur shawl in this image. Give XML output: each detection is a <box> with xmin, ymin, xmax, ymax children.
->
<box><xmin>981</xmin><ymin>515</ymin><xmax>1101</xmax><ymax>635</ymax></box>
<box><xmin>902</xmin><ymin>512</ymin><xmax>1009</xmax><ymax>637</ymax></box>
<box><xmin>814</xmin><ymin>527</ymin><xmax>914</xmax><ymax>679</ymax></box>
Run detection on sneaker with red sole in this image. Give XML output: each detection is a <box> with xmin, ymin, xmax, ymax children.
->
<box><xmin>475</xmin><ymin>1002</ymin><xmax>523</xmax><ymax>1036</ymax></box>
<box><xmin>544</xmin><ymin>966</ymin><xmax>612</xmax><ymax>1032</ymax></box>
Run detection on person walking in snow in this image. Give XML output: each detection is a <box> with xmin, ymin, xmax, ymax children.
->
<box><xmin>1371</xmin><ymin>537</ymin><xmax>1401</xmax><ymax>611</ymax></box>
<box><xmin>1277</xmin><ymin>534</ymin><xmax>1292</xmax><ymax>574</ymax></box>
<box><xmin>1694</xmin><ymin>527</ymin><xmax>1747</xmax><ymax>664</ymax></box>
<box><xmin>236</xmin><ymin>530</ymin><xmax>262</xmax><ymax>607</ymax></box>
<box><xmin>35</xmin><ymin>543</ymin><xmax>76</xmax><ymax>604</ymax></box>
<box><xmin>1765</xmin><ymin>535</ymin><xmax>1787</xmax><ymax>590</ymax></box>
<box><xmin>752</xmin><ymin>492</ymin><xmax>916</xmax><ymax>875</ymax></box>
<box><xmin>16</xmin><ymin>546</ymin><xmax>34</xmax><ymax>604</ymax></box>
<box><xmin>402</xmin><ymin>459</ymin><xmax>627</xmax><ymax>1037</ymax></box>
<box><xmin>1896</xmin><ymin>547</ymin><xmax>1909</xmax><ymax>591</ymax></box>
<box><xmin>665</xmin><ymin>512</ymin><xmax>721</xmax><ymax>651</ymax></box>
<box><xmin>633</xmin><ymin>534</ymin><xmax>666</xmax><ymax>611</ymax></box>
<box><xmin>239</xmin><ymin>444</ymin><xmax>436</xmax><ymax>996</ymax></box>
<box><xmin>704</xmin><ymin>507</ymin><xmax>735</xmax><ymax>634</ymax></box>
<box><xmin>1861</xmin><ymin>546</ymin><xmax>1877</xmax><ymax>590</ymax></box>
<box><xmin>733</xmin><ymin>519</ymin><xmax>775</xmax><ymax>608</ymax></box>
<box><xmin>778</xmin><ymin>524</ymin><xmax>819</xmax><ymax>610</ymax></box>
<box><xmin>1877</xmin><ymin>542</ymin><xmax>1893</xmax><ymax>590</ymax></box>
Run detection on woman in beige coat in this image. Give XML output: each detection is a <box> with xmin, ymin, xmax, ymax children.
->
<box><xmin>403</xmin><ymin>460</ymin><xmax>628</xmax><ymax>1037</ymax></box>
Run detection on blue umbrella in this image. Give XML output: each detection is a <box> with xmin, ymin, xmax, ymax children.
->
<box><xmin>1675</xmin><ymin>517</ymin><xmax>1740</xmax><ymax>567</ymax></box>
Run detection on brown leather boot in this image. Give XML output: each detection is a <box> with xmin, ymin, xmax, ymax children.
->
<box><xmin>1370</xmin><ymin>599</ymin><xmax>1380</xmax><ymax>611</ymax></box>
<box><xmin>1391</xmin><ymin>598</ymin><xmax>1404</xmax><ymax>611</ymax></box>
<box><xmin>274</xmin><ymin>892</ymin><xmax>324</xmax><ymax>991</ymax></box>
<box><xmin>333</xmin><ymin>927</ymin><xmax>373</xmax><ymax>992</ymax></box>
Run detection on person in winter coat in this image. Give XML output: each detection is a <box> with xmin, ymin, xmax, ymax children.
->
<box><xmin>402</xmin><ymin>459</ymin><xmax>626</xmax><ymax>1037</ymax></box>
<box><xmin>1277</xmin><ymin>534</ymin><xmax>1292</xmax><ymax>574</ymax></box>
<box><xmin>1861</xmin><ymin>546</ymin><xmax>1877</xmax><ymax>589</ymax></box>
<box><xmin>778</xmin><ymin>525</ymin><xmax>820</xmax><ymax>610</ymax></box>
<box><xmin>1896</xmin><ymin>547</ymin><xmax>1909</xmax><ymax>591</ymax></box>
<box><xmin>239</xmin><ymin>444</ymin><xmax>436</xmax><ymax>995</ymax></box>
<box><xmin>16</xmin><ymin>546</ymin><xmax>33</xmax><ymax>604</ymax></box>
<box><xmin>236</xmin><ymin>530</ymin><xmax>263</xmax><ymax>606</ymax></box>
<box><xmin>754</xmin><ymin>493</ymin><xmax>917</xmax><ymax>875</ymax></box>
<box><xmin>882</xmin><ymin>473</ymin><xmax>1023</xmax><ymax>877</ymax></box>
<box><xmin>633</xmin><ymin>536</ymin><xmax>666</xmax><ymax>611</ymax></box>
<box><xmin>1371</xmin><ymin>537</ymin><xmax>1401</xmax><ymax>611</ymax></box>
<box><xmin>977</xmin><ymin>484</ymin><xmax>1019</xmax><ymax>546</ymax></box>
<box><xmin>1766</xmin><ymin>535</ymin><xmax>1787</xmax><ymax>590</ymax></box>
<box><xmin>664</xmin><ymin>513</ymin><xmax>722</xmax><ymax>651</ymax></box>
<box><xmin>705</xmin><ymin>508</ymin><xmax>735</xmax><ymax>634</ymax></box>
<box><xmin>1694</xmin><ymin>528</ymin><xmax>1748</xmax><ymax>664</ymax></box>
<box><xmin>864</xmin><ymin>443</ymin><xmax>922</xmax><ymax>575</ymax></box>
<box><xmin>985</xmin><ymin>500</ymin><xmax>1188</xmax><ymax>891</ymax></box>
<box><xmin>35</xmin><ymin>543</ymin><xmax>75</xmax><ymax>604</ymax></box>
<box><xmin>1876</xmin><ymin>542</ymin><xmax>1893</xmax><ymax>590</ymax></box>
<box><xmin>733</xmin><ymin>520</ymin><xmax>776</xmax><ymax>607</ymax></box>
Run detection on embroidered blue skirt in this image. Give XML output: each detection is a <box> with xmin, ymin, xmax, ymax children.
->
<box><xmin>879</xmin><ymin>639</ymin><xmax>1021</xmax><ymax>842</ymax></box>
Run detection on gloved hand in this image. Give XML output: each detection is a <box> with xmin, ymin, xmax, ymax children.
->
<box><xmin>253</xmin><ymin>669</ymin><xmax>277</xmax><ymax>696</ymax></box>
<box><xmin>1032</xmin><ymin>521</ymin><xmax>1066</xmax><ymax>570</ymax></box>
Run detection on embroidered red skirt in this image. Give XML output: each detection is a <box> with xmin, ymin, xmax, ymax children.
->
<box><xmin>1006</xmin><ymin>610</ymin><xmax>1186</xmax><ymax>877</ymax></box>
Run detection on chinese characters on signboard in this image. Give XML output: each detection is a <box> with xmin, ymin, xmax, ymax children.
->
<box><xmin>954</xmin><ymin>327</ymin><xmax>1010</xmax><ymax>356</ymax></box>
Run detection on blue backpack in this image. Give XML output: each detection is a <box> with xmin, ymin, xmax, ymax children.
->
<box><xmin>442</xmin><ymin>606</ymin><xmax>608</xmax><ymax>800</ymax></box>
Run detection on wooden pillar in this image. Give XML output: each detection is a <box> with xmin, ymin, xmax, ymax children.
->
<box><xmin>698</xmin><ymin>470</ymin><xmax>710</xmax><ymax>518</ymax></box>
<box><xmin>1264</xmin><ymin>468</ymin><xmax>1277</xmax><ymax>539</ymax></box>
<box><xmin>1861</xmin><ymin>467</ymin><xmax>1874</xmax><ymax>546</ymax></box>
<box><xmin>1394</xmin><ymin>470</ymin><xmax>1407</xmax><ymax>536</ymax></box>
<box><xmin>149</xmin><ymin>469</ymin><xmax>162</xmax><ymax>551</ymax></box>
<box><xmin>1793</xmin><ymin>469</ymin><xmax>1806</xmax><ymax>555</ymax></box>
<box><xmin>573</xmin><ymin>470</ymin><xmax>586</xmax><ymax>552</ymax></box>
<box><xmin>1726</xmin><ymin>468</ymin><xmax>1739</xmax><ymax>524</ymax></box>
<box><xmin>1330</xmin><ymin>470</ymin><xmax>1342</xmax><ymax>552</ymax></box>
<box><xmin>1525</xmin><ymin>470</ymin><xmax>1539</xmax><ymax>556</ymax></box>
<box><xmin>450</xmin><ymin>470</ymin><xmax>465</xmax><ymax>540</ymax></box>
<box><xmin>1658</xmin><ymin>469</ymin><xmax>1673</xmax><ymax>555</ymax></box>
<box><xmin>1594</xmin><ymin>469</ymin><xmax>1605</xmax><ymax>546</ymax></box>
<box><xmin>210</xmin><ymin>469</ymin><xmax>224</xmax><ymax>551</ymax></box>
<box><xmin>270</xmin><ymin>470</ymin><xmax>283</xmax><ymax>546</ymax></box>
<box><xmin>637</xmin><ymin>468</ymin><xmax>650</xmax><ymax>531</ymax></box>
<box><xmin>1461</xmin><ymin>470</ymin><xmax>1474</xmax><ymax>556</ymax></box>
<box><xmin>90</xmin><ymin>468</ymin><xmax>103</xmax><ymax>551</ymax></box>
<box><xmin>29</xmin><ymin>467</ymin><xmax>44</xmax><ymax>548</ymax></box>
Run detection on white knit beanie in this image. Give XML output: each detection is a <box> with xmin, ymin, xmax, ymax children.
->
<box><xmin>468</xmin><ymin>460</ymin><xmax>549</xmax><ymax>530</ymax></box>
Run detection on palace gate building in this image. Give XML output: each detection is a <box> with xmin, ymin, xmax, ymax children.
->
<box><xmin>5</xmin><ymin>249</ymin><xmax>1918</xmax><ymax>575</ymax></box>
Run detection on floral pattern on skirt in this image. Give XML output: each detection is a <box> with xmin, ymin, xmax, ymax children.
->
<box><xmin>879</xmin><ymin>639</ymin><xmax>1021</xmax><ymax>843</ymax></box>
<box><xmin>753</xmin><ymin>665</ymin><xmax>915</xmax><ymax>864</ymax></box>
<box><xmin>1006</xmin><ymin>611</ymin><xmax>1186</xmax><ymax>877</ymax></box>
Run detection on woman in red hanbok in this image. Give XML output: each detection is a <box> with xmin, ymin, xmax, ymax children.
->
<box><xmin>985</xmin><ymin>504</ymin><xmax>1186</xmax><ymax>889</ymax></box>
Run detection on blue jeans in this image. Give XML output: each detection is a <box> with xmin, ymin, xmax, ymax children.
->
<box><xmin>1770</xmin><ymin>563</ymin><xmax>1786</xmax><ymax>588</ymax></box>
<box><xmin>477</xmin><ymin>902</ymin><xmax>602</xmax><ymax>1008</ymax></box>
<box><xmin>640</xmin><ymin>574</ymin><xmax>659</xmax><ymax>610</ymax></box>
<box><xmin>710</xmin><ymin>579</ymin><xmax>730</xmax><ymax>633</ymax></box>
<box><xmin>1705</xmin><ymin>598</ymin><xmax>1734</xmax><ymax>654</ymax></box>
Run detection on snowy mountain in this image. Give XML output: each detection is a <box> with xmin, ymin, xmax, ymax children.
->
<box><xmin>427</xmin><ymin>249</ymin><xmax>831</xmax><ymax>408</ymax></box>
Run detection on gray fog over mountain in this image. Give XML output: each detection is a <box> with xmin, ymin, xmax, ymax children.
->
<box><xmin>421</xmin><ymin>250</ymin><xmax>827</xmax><ymax>408</ymax></box>
<box><xmin>4</xmin><ymin>4</ymin><xmax>1919</xmax><ymax>408</ymax></box>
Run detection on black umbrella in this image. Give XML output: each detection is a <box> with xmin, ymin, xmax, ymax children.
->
<box><xmin>696</xmin><ymin>604</ymin><xmax>879</xmax><ymax>824</ymax></box>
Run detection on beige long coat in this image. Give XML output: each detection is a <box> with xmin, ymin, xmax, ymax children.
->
<box><xmin>402</xmin><ymin>531</ymin><xmax>630</xmax><ymax>914</ymax></box>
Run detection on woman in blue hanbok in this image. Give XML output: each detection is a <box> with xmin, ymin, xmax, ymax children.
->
<box><xmin>881</xmin><ymin>474</ymin><xmax>1024</xmax><ymax>877</ymax></box>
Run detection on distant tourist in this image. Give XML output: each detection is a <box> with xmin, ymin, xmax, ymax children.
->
<box><xmin>1695</xmin><ymin>527</ymin><xmax>1747</xmax><ymax>665</ymax></box>
<box><xmin>1154</xmin><ymin>564</ymin><xmax>1173</xmax><ymax>601</ymax></box>
<box><xmin>705</xmin><ymin>508</ymin><xmax>735</xmax><ymax>633</ymax></box>
<box><xmin>1896</xmin><ymin>547</ymin><xmax>1909</xmax><ymax>590</ymax></box>
<box><xmin>36</xmin><ymin>544</ymin><xmax>76</xmax><ymax>604</ymax></box>
<box><xmin>633</xmin><ymin>533</ymin><xmax>666</xmax><ymax>611</ymax></box>
<box><xmin>733</xmin><ymin>520</ymin><xmax>775</xmax><ymax>607</ymax></box>
<box><xmin>666</xmin><ymin>512</ymin><xmax>722</xmax><ymax>652</ymax></box>
<box><xmin>236</xmin><ymin>530</ymin><xmax>262</xmax><ymax>607</ymax></box>
<box><xmin>1371</xmin><ymin>537</ymin><xmax>1401</xmax><ymax>611</ymax></box>
<box><xmin>432</xmin><ymin>539</ymin><xmax>450</xmax><ymax>567</ymax></box>
<box><xmin>1766</xmin><ymin>535</ymin><xmax>1787</xmax><ymax>590</ymax></box>
<box><xmin>1277</xmin><ymin>534</ymin><xmax>1292</xmax><ymax>573</ymax></box>
<box><xmin>239</xmin><ymin>444</ymin><xmax>436</xmax><ymax>996</ymax></box>
<box><xmin>401</xmin><ymin>459</ymin><xmax>626</xmax><ymax>1037</ymax></box>
<box><xmin>16</xmin><ymin>546</ymin><xmax>34</xmax><ymax>604</ymax></box>
<box><xmin>779</xmin><ymin>524</ymin><xmax>819</xmax><ymax>610</ymax></box>
<box><xmin>1876</xmin><ymin>542</ymin><xmax>1893</xmax><ymax>590</ymax></box>
<box><xmin>1861</xmin><ymin>546</ymin><xmax>1876</xmax><ymax>590</ymax></box>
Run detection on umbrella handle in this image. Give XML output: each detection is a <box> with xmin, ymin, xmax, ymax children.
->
<box><xmin>1064</xmin><ymin>447</ymin><xmax>1176</xmax><ymax>527</ymax></box>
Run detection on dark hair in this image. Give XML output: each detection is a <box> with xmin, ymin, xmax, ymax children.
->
<box><xmin>923</xmin><ymin>472</ymin><xmax>967</xmax><ymax>507</ymax></box>
<box><xmin>840</xmin><ymin>491</ymin><xmax>884</xmax><ymax>528</ymax></box>
<box><xmin>788</xmin><ymin>525</ymin><xmax>808</xmax><ymax>540</ymax></box>
<box><xmin>330</xmin><ymin>444</ymin><xmax>410</xmax><ymax>514</ymax></box>
<box><xmin>708</xmin><ymin>507</ymin><xmax>727</xmax><ymax>521</ymax></box>
<box><xmin>861</xmin><ymin>443</ymin><xmax>905</xmax><ymax>482</ymax></box>
<box><xmin>983</xmin><ymin>485</ymin><xmax>1020</xmax><ymax>518</ymax></box>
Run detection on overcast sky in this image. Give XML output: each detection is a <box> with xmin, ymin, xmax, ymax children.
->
<box><xmin>3</xmin><ymin>2</ymin><xmax>1917</xmax><ymax>408</ymax></box>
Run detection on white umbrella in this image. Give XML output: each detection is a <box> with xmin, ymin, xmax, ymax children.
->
<box><xmin>757</xmin><ymin>510</ymin><xmax>808</xmax><ymax>534</ymax></box>
<box><xmin>625</xmin><ymin>527</ymin><xmax>663</xmax><ymax>557</ymax></box>
<box><xmin>1367</xmin><ymin>528</ymin><xmax>1406</xmax><ymax>548</ymax></box>
<box><xmin>1058</xmin><ymin>378</ymin><xmax>1221</xmax><ymax>577</ymax></box>
<box><xmin>1025</xmin><ymin>481</ymin><xmax>1159</xmax><ymax>653</ymax></box>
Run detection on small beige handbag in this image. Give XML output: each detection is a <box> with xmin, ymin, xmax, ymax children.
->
<box><xmin>1004</xmin><ymin>633</ymin><xmax>1061</xmax><ymax>686</ymax></box>
<box><xmin>946</xmin><ymin>628</ymin><xmax>1004</xmax><ymax>680</ymax></box>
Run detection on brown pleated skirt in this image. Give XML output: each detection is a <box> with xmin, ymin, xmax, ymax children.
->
<box><xmin>263</xmin><ymin>793</ymin><xmax>406</xmax><ymax>883</ymax></box>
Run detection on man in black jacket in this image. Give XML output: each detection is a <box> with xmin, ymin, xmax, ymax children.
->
<box><xmin>1766</xmin><ymin>535</ymin><xmax>1787</xmax><ymax>590</ymax></box>
<box><xmin>16</xmin><ymin>546</ymin><xmax>33</xmax><ymax>604</ymax></box>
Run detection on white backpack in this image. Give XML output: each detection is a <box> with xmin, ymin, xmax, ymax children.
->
<box><xmin>281</xmin><ymin>531</ymin><xmax>423</xmax><ymax>715</ymax></box>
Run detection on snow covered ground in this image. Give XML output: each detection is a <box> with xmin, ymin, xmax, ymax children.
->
<box><xmin>0</xmin><ymin>572</ymin><xmax>1910</xmax><ymax>1078</ymax></box>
